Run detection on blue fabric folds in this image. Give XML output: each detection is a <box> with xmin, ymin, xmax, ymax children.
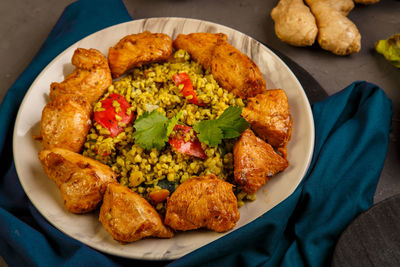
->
<box><xmin>171</xmin><ymin>82</ymin><xmax>392</xmax><ymax>267</ymax></box>
<box><xmin>0</xmin><ymin>0</ymin><xmax>392</xmax><ymax>266</ymax></box>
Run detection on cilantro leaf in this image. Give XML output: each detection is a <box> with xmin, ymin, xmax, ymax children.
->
<box><xmin>166</xmin><ymin>112</ymin><xmax>182</xmax><ymax>137</ymax></box>
<box><xmin>193</xmin><ymin>120</ymin><xmax>224</xmax><ymax>147</ymax></box>
<box><xmin>193</xmin><ymin>106</ymin><xmax>249</xmax><ymax>147</ymax></box>
<box><xmin>217</xmin><ymin>105</ymin><xmax>242</xmax><ymax>121</ymax></box>
<box><xmin>132</xmin><ymin>110</ymin><xmax>169</xmax><ymax>150</ymax></box>
<box><xmin>216</xmin><ymin>106</ymin><xmax>249</xmax><ymax>139</ymax></box>
<box><xmin>133</xmin><ymin>106</ymin><xmax>248</xmax><ymax>150</ymax></box>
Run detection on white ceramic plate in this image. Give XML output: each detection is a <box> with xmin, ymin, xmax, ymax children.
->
<box><xmin>13</xmin><ymin>17</ymin><xmax>314</xmax><ymax>260</ymax></box>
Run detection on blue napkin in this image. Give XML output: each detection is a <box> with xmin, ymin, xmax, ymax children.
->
<box><xmin>172</xmin><ymin>82</ymin><xmax>392</xmax><ymax>267</ymax></box>
<box><xmin>0</xmin><ymin>0</ymin><xmax>392</xmax><ymax>266</ymax></box>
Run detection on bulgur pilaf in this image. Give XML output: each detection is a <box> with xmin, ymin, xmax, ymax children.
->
<box><xmin>83</xmin><ymin>49</ymin><xmax>251</xmax><ymax>210</ymax></box>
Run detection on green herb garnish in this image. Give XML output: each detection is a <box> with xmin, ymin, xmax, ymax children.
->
<box><xmin>193</xmin><ymin>106</ymin><xmax>249</xmax><ymax>147</ymax></box>
<box><xmin>132</xmin><ymin>111</ymin><xmax>181</xmax><ymax>150</ymax></box>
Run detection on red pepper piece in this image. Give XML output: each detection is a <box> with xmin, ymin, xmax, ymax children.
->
<box><xmin>168</xmin><ymin>124</ymin><xmax>207</xmax><ymax>159</ymax></box>
<box><xmin>94</xmin><ymin>148</ymin><xmax>110</xmax><ymax>157</ymax></box>
<box><xmin>172</xmin><ymin>73</ymin><xmax>205</xmax><ymax>106</ymax></box>
<box><xmin>94</xmin><ymin>93</ymin><xmax>134</xmax><ymax>137</ymax></box>
<box><xmin>149</xmin><ymin>189</ymin><xmax>170</xmax><ymax>203</ymax></box>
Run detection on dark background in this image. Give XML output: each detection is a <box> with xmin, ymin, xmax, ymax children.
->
<box><xmin>0</xmin><ymin>0</ymin><xmax>399</xmax><ymax>219</ymax></box>
<box><xmin>1</xmin><ymin>1</ymin><xmax>399</xmax><ymax>266</ymax></box>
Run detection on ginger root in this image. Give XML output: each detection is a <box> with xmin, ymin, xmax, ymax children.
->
<box><xmin>330</xmin><ymin>0</ymin><xmax>354</xmax><ymax>15</ymax></box>
<box><xmin>271</xmin><ymin>0</ymin><xmax>318</xmax><ymax>47</ymax></box>
<box><xmin>305</xmin><ymin>0</ymin><xmax>361</xmax><ymax>55</ymax></box>
<box><xmin>270</xmin><ymin>0</ymin><xmax>376</xmax><ymax>56</ymax></box>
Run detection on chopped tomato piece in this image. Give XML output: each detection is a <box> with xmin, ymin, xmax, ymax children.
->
<box><xmin>168</xmin><ymin>124</ymin><xmax>207</xmax><ymax>159</ymax></box>
<box><xmin>149</xmin><ymin>189</ymin><xmax>170</xmax><ymax>203</ymax></box>
<box><xmin>93</xmin><ymin>148</ymin><xmax>111</xmax><ymax>157</ymax></box>
<box><xmin>94</xmin><ymin>93</ymin><xmax>134</xmax><ymax>137</ymax></box>
<box><xmin>172</xmin><ymin>72</ymin><xmax>205</xmax><ymax>106</ymax></box>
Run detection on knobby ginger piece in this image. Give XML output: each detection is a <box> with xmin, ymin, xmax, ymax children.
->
<box><xmin>270</xmin><ymin>0</ymin><xmax>318</xmax><ymax>47</ymax></box>
<box><xmin>330</xmin><ymin>0</ymin><xmax>354</xmax><ymax>15</ymax></box>
<box><xmin>305</xmin><ymin>0</ymin><xmax>361</xmax><ymax>55</ymax></box>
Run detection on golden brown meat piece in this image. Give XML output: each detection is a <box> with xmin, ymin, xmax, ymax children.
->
<box><xmin>164</xmin><ymin>174</ymin><xmax>239</xmax><ymax>233</ymax></box>
<box><xmin>99</xmin><ymin>183</ymin><xmax>173</xmax><ymax>243</ymax></box>
<box><xmin>40</xmin><ymin>94</ymin><xmax>92</xmax><ymax>153</ymax></box>
<box><xmin>305</xmin><ymin>0</ymin><xmax>361</xmax><ymax>55</ymax></box>
<box><xmin>270</xmin><ymin>0</ymin><xmax>318</xmax><ymax>47</ymax></box>
<box><xmin>50</xmin><ymin>48</ymin><xmax>112</xmax><ymax>104</ymax></box>
<box><xmin>173</xmin><ymin>32</ymin><xmax>227</xmax><ymax>69</ymax></box>
<box><xmin>211</xmin><ymin>39</ymin><xmax>266</xmax><ymax>99</ymax></box>
<box><xmin>242</xmin><ymin>89</ymin><xmax>292</xmax><ymax>150</ymax></box>
<box><xmin>233</xmin><ymin>129</ymin><xmax>288</xmax><ymax>194</ymax></box>
<box><xmin>39</xmin><ymin>148</ymin><xmax>117</xmax><ymax>213</ymax></box>
<box><xmin>173</xmin><ymin>33</ymin><xmax>266</xmax><ymax>99</ymax></box>
<box><xmin>108</xmin><ymin>31</ymin><xmax>172</xmax><ymax>78</ymax></box>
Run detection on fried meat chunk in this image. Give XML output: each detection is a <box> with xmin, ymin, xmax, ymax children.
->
<box><xmin>233</xmin><ymin>129</ymin><xmax>288</xmax><ymax>194</ymax></box>
<box><xmin>242</xmin><ymin>89</ymin><xmax>292</xmax><ymax>150</ymax></box>
<box><xmin>108</xmin><ymin>31</ymin><xmax>172</xmax><ymax>78</ymax></box>
<box><xmin>99</xmin><ymin>183</ymin><xmax>174</xmax><ymax>243</ymax></box>
<box><xmin>173</xmin><ymin>32</ymin><xmax>227</xmax><ymax>69</ymax></box>
<box><xmin>211</xmin><ymin>39</ymin><xmax>267</xmax><ymax>99</ymax></box>
<box><xmin>164</xmin><ymin>174</ymin><xmax>239</xmax><ymax>232</ymax></box>
<box><xmin>50</xmin><ymin>48</ymin><xmax>112</xmax><ymax>104</ymax></box>
<box><xmin>39</xmin><ymin>148</ymin><xmax>117</xmax><ymax>213</ymax></box>
<box><xmin>40</xmin><ymin>94</ymin><xmax>92</xmax><ymax>153</ymax></box>
<box><xmin>173</xmin><ymin>33</ymin><xmax>266</xmax><ymax>99</ymax></box>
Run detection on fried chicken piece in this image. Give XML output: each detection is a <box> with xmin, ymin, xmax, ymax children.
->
<box><xmin>173</xmin><ymin>32</ymin><xmax>227</xmax><ymax>69</ymax></box>
<box><xmin>233</xmin><ymin>129</ymin><xmax>288</xmax><ymax>194</ymax></box>
<box><xmin>173</xmin><ymin>33</ymin><xmax>266</xmax><ymax>99</ymax></box>
<box><xmin>40</xmin><ymin>94</ymin><xmax>92</xmax><ymax>153</ymax></box>
<box><xmin>108</xmin><ymin>31</ymin><xmax>172</xmax><ymax>78</ymax></box>
<box><xmin>164</xmin><ymin>174</ymin><xmax>239</xmax><ymax>232</ymax></box>
<box><xmin>99</xmin><ymin>183</ymin><xmax>173</xmax><ymax>243</ymax></box>
<box><xmin>305</xmin><ymin>0</ymin><xmax>361</xmax><ymax>55</ymax></box>
<box><xmin>271</xmin><ymin>0</ymin><xmax>318</xmax><ymax>47</ymax></box>
<box><xmin>211</xmin><ymin>39</ymin><xmax>267</xmax><ymax>99</ymax></box>
<box><xmin>38</xmin><ymin>148</ymin><xmax>117</xmax><ymax>213</ymax></box>
<box><xmin>50</xmin><ymin>48</ymin><xmax>112</xmax><ymax>104</ymax></box>
<box><xmin>242</xmin><ymin>89</ymin><xmax>292</xmax><ymax>150</ymax></box>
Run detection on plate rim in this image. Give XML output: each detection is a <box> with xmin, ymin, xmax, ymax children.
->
<box><xmin>12</xmin><ymin>17</ymin><xmax>315</xmax><ymax>260</ymax></box>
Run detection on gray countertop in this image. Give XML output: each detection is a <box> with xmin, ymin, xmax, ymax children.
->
<box><xmin>1</xmin><ymin>0</ymin><xmax>399</xmax><ymax>200</ymax></box>
<box><xmin>0</xmin><ymin>1</ymin><xmax>399</xmax><ymax>266</ymax></box>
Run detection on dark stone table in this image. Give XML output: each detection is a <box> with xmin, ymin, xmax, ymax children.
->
<box><xmin>0</xmin><ymin>0</ymin><xmax>399</xmax><ymax>266</ymax></box>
